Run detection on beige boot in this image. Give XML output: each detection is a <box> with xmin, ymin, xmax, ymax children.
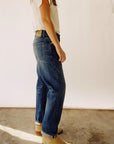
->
<box><xmin>35</xmin><ymin>124</ymin><xmax>63</xmax><ymax>136</ymax></box>
<box><xmin>42</xmin><ymin>135</ymin><xmax>67</xmax><ymax>144</ymax></box>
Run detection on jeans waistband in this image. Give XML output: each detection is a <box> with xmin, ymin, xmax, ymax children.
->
<box><xmin>35</xmin><ymin>30</ymin><xmax>60</xmax><ymax>39</ymax></box>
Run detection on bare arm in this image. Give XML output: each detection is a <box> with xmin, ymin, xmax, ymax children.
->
<box><xmin>39</xmin><ymin>0</ymin><xmax>60</xmax><ymax>49</ymax></box>
<box><xmin>39</xmin><ymin>0</ymin><xmax>66</xmax><ymax>62</ymax></box>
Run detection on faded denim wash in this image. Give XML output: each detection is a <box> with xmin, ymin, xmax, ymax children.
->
<box><xmin>32</xmin><ymin>30</ymin><xmax>66</xmax><ymax>138</ymax></box>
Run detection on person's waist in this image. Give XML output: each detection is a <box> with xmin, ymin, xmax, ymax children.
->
<box><xmin>35</xmin><ymin>29</ymin><xmax>60</xmax><ymax>39</ymax></box>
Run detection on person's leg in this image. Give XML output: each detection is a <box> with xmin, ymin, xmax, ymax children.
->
<box><xmin>33</xmin><ymin>31</ymin><xmax>66</xmax><ymax>139</ymax></box>
<box><xmin>33</xmin><ymin>36</ymin><xmax>49</xmax><ymax>125</ymax></box>
<box><xmin>35</xmin><ymin>64</ymin><xmax>49</xmax><ymax>125</ymax></box>
<box><xmin>36</xmin><ymin>42</ymin><xmax>66</xmax><ymax>138</ymax></box>
<box><xmin>41</xmin><ymin>59</ymin><xmax>66</xmax><ymax>137</ymax></box>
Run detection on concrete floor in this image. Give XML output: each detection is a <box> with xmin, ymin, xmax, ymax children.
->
<box><xmin>0</xmin><ymin>108</ymin><xmax>114</xmax><ymax>144</ymax></box>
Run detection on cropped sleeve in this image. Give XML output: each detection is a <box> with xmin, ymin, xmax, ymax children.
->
<box><xmin>34</xmin><ymin>0</ymin><xmax>42</xmax><ymax>7</ymax></box>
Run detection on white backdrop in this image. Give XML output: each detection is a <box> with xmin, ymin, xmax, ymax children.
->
<box><xmin>0</xmin><ymin>0</ymin><xmax>114</xmax><ymax>109</ymax></box>
<box><xmin>112</xmin><ymin>0</ymin><xmax>114</xmax><ymax>12</ymax></box>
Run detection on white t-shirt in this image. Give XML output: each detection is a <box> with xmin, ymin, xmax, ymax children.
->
<box><xmin>30</xmin><ymin>0</ymin><xmax>60</xmax><ymax>34</ymax></box>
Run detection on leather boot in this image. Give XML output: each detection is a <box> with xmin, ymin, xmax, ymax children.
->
<box><xmin>42</xmin><ymin>135</ymin><xmax>67</xmax><ymax>144</ymax></box>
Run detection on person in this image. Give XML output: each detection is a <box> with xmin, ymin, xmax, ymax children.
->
<box><xmin>30</xmin><ymin>0</ymin><xmax>67</xmax><ymax>143</ymax></box>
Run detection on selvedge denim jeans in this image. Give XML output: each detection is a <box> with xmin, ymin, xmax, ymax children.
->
<box><xmin>32</xmin><ymin>30</ymin><xmax>66</xmax><ymax>138</ymax></box>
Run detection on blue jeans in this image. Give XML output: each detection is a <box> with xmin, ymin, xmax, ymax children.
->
<box><xmin>32</xmin><ymin>30</ymin><xmax>66</xmax><ymax>138</ymax></box>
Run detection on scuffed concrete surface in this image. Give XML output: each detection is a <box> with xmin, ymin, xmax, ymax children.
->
<box><xmin>0</xmin><ymin>108</ymin><xmax>114</xmax><ymax>144</ymax></box>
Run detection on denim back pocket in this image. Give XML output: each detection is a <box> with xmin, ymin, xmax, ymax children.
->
<box><xmin>33</xmin><ymin>35</ymin><xmax>54</xmax><ymax>61</ymax></box>
<box><xmin>33</xmin><ymin>42</ymin><xmax>45</xmax><ymax>61</ymax></box>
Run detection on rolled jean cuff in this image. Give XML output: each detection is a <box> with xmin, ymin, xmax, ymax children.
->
<box><xmin>41</xmin><ymin>130</ymin><xmax>58</xmax><ymax>138</ymax></box>
<box><xmin>35</xmin><ymin>121</ymin><xmax>42</xmax><ymax>125</ymax></box>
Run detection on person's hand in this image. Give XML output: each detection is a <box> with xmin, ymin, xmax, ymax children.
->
<box><xmin>56</xmin><ymin>46</ymin><xmax>66</xmax><ymax>63</ymax></box>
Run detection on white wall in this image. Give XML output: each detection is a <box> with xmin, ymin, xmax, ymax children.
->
<box><xmin>0</xmin><ymin>0</ymin><xmax>114</xmax><ymax>109</ymax></box>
